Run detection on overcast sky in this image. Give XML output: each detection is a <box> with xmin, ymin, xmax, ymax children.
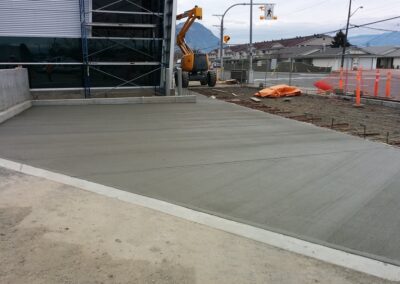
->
<box><xmin>177</xmin><ymin>0</ymin><xmax>400</xmax><ymax>44</ymax></box>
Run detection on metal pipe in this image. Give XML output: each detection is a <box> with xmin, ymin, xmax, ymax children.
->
<box><xmin>249</xmin><ymin>0</ymin><xmax>254</xmax><ymax>84</ymax></box>
<box><xmin>220</xmin><ymin>16</ymin><xmax>224</xmax><ymax>79</ymax></box>
<box><xmin>177</xmin><ymin>68</ymin><xmax>183</xmax><ymax>96</ymax></box>
<box><xmin>219</xmin><ymin>2</ymin><xmax>269</xmax><ymax>81</ymax></box>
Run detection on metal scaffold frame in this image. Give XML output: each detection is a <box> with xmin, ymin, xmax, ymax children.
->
<box><xmin>78</xmin><ymin>0</ymin><xmax>171</xmax><ymax>97</ymax></box>
<box><xmin>79</xmin><ymin>0</ymin><xmax>91</xmax><ymax>98</ymax></box>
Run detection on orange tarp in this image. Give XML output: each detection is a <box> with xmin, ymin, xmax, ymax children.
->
<box><xmin>314</xmin><ymin>80</ymin><xmax>333</xmax><ymax>91</ymax></box>
<box><xmin>255</xmin><ymin>84</ymin><xmax>302</xmax><ymax>98</ymax></box>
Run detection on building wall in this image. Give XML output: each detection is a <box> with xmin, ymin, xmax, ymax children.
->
<box><xmin>312</xmin><ymin>57</ymin><xmax>374</xmax><ymax>71</ymax></box>
<box><xmin>394</xmin><ymin>58</ymin><xmax>400</xmax><ymax>69</ymax></box>
<box><xmin>312</xmin><ymin>58</ymin><xmax>342</xmax><ymax>71</ymax></box>
<box><xmin>356</xmin><ymin>57</ymin><xmax>375</xmax><ymax>70</ymax></box>
<box><xmin>0</xmin><ymin>0</ymin><xmax>81</xmax><ymax>37</ymax></box>
<box><xmin>0</xmin><ymin>0</ymin><xmax>176</xmax><ymax>94</ymax></box>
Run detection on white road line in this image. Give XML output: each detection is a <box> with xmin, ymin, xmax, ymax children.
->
<box><xmin>0</xmin><ymin>157</ymin><xmax>399</xmax><ymax>281</ymax></box>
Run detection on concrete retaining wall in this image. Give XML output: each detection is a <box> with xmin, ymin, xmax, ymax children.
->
<box><xmin>31</xmin><ymin>87</ymin><xmax>160</xmax><ymax>100</ymax></box>
<box><xmin>32</xmin><ymin>95</ymin><xmax>197</xmax><ymax>106</ymax></box>
<box><xmin>0</xmin><ymin>68</ymin><xmax>31</xmax><ymax>111</ymax></box>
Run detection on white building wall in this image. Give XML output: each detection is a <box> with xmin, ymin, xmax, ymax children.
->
<box><xmin>358</xmin><ymin>58</ymin><xmax>375</xmax><ymax>70</ymax></box>
<box><xmin>312</xmin><ymin>58</ymin><xmax>342</xmax><ymax>71</ymax></box>
<box><xmin>312</xmin><ymin>57</ymin><xmax>375</xmax><ymax>71</ymax></box>
<box><xmin>394</xmin><ymin>58</ymin><xmax>400</xmax><ymax>69</ymax></box>
<box><xmin>0</xmin><ymin>0</ymin><xmax>83</xmax><ymax>37</ymax></box>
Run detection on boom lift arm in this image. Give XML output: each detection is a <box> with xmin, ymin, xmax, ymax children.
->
<box><xmin>176</xmin><ymin>6</ymin><xmax>202</xmax><ymax>56</ymax></box>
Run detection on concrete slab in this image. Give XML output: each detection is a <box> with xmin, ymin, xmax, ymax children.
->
<box><xmin>1</xmin><ymin>95</ymin><xmax>400</xmax><ymax>265</ymax></box>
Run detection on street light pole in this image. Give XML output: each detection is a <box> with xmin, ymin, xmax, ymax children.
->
<box><xmin>249</xmin><ymin>0</ymin><xmax>254</xmax><ymax>84</ymax></box>
<box><xmin>220</xmin><ymin>17</ymin><xmax>224</xmax><ymax>75</ymax></box>
<box><xmin>219</xmin><ymin>3</ymin><xmax>248</xmax><ymax>81</ymax></box>
<box><xmin>341</xmin><ymin>0</ymin><xmax>352</xmax><ymax>68</ymax></box>
<box><xmin>218</xmin><ymin>2</ymin><xmax>270</xmax><ymax>81</ymax></box>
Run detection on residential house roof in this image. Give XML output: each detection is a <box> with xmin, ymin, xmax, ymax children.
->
<box><xmin>300</xmin><ymin>46</ymin><xmax>373</xmax><ymax>58</ymax></box>
<box><xmin>269</xmin><ymin>46</ymin><xmax>323</xmax><ymax>59</ymax></box>
<box><xmin>361</xmin><ymin>46</ymin><xmax>399</xmax><ymax>56</ymax></box>
<box><xmin>386</xmin><ymin>48</ymin><xmax>400</xmax><ymax>57</ymax></box>
<box><xmin>218</xmin><ymin>34</ymin><xmax>331</xmax><ymax>53</ymax></box>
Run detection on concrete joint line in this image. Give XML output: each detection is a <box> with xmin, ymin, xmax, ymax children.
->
<box><xmin>0</xmin><ymin>157</ymin><xmax>399</xmax><ymax>281</ymax></box>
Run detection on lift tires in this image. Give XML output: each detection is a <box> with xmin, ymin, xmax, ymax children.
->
<box><xmin>175</xmin><ymin>71</ymin><xmax>190</xmax><ymax>88</ymax></box>
<box><xmin>182</xmin><ymin>71</ymin><xmax>189</xmax><ymax>88</ymax></box>
<box><xmin>207</xmin><ymin>71</ymin><xmax>217</xmax><ymax>87</ymax></box>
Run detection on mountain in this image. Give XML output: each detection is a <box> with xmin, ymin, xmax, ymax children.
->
<box><xmin>349</xmin><ymin>32</ymin><xmax>400</xmax><ymax>47</ymax></box>
<box><xmin>176</xmin><ymin>22</ymin><xmax>219</xmax><ymax>53</ymax></box>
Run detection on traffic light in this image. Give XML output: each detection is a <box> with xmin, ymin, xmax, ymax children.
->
<box><xmin>223</xmin><ymin>35</ymin><xmax>231</xmax><ymax>44</ymax></box>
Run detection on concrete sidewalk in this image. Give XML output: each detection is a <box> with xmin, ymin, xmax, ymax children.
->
<box><xmin>1</xmin><ymin>95</ymin><xmax>400</xmax><ymax>267</ymax></box>
<box><xmin>0</xmin><ymin>167</ymin><xmax>393</xmax><ymax>284</ymax></box>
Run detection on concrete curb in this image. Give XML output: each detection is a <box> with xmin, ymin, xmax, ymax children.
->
<box><xmin>0</xmin><ymin>157</ymin><xmax>399</xmax><ymax>281</ymax></box>
<box><xmin>32</xmin><ymin>95</ymin><xmax>197</xmax><ymax>106</ymax></box>
<box><xmin>0</xmin><ymin>101</ymin><xmax>32</xmax><ymax>124</ymax></box>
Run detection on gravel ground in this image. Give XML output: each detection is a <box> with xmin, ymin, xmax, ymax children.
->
<box><xmin>0</xmin><ymin>167</ymin><xmax>396</xmax><ymax>284</ymax></box>
<box><xmin>192</xmin><ymin>86</ymin><xmax>400</xmax><ymax>146</ymax></box>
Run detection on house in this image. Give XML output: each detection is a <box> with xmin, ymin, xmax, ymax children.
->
<box><xmin>301</xmin><ymin>46</ymin><xmax>400</xmax><ymax>71</ymax></box>
<box><xmin>297</xmin><ymin>47</ymin><xmax>373</xmax><ymax>70</ymax></box>
<box><xmin>388</xmin><ymin>49</ymin><xmax>400</xmax><ymax>69</ymax></box>
<box><xmin>211</xmin><ymin>32</ymin><xmax>400</xmax><ymax>72</ymax></box>
<box><xmin>209</xmin><ymin>34</ymin><xmax>333</xmax><ymax>60</ymax></box>
<box><xmin>362</xmin><ymin>46</ymin><xmax>400</xmax><ymax>69</ymax></box>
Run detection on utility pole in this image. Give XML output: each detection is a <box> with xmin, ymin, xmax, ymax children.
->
<box><xmin>341</xmin><ymin>0</ymin><xmax>352</xmax><ymax>68</ymax></box>
<box><xmin>212</xmin><ymin>15</ymin><xmax>223</xmax><ymax>59</ymax></box>
<box><xmin>249</xmin><ymin>0</ymin><xmax>254</xmax><ymax>84</ymax></box>
<box><xmin>220</xmin><ymin>19</ymin><xmax>224</xmax><ymax>77</ymax></box>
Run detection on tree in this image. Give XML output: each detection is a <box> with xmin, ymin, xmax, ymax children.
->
<box><xmin>331</xmin><ymin>30</ymin><xmax>351</xmax><ymax>48</ymax></box>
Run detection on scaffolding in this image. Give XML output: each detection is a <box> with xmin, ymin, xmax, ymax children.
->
<box><xmin>78</xmin><ymin>0</ymin><xmax>175</xmax><ymax>98</ymax></box>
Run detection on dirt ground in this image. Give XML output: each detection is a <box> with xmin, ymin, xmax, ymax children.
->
<box><xmin>193</xmin><ymin>86</ymin><xmax>400</xmax><ymax>146</ymax></box>
<box><xmin>0</xmin><ymin>167</ymin><xmax>396</xmax><ymax>284</ymax></box>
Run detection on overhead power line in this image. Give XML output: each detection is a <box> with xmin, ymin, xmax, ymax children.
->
<box><xmin>351</xmin><ymin>16</ymin><xmax>400</xmax><ymax>29</ymax></box>
<box><xmin>322</xmin><ymin>16</ymin><xmax>400</xmax><ymax>34</ymax></box>
<box><xmin>353</xmin><ymin>25</ymin><xmax>400</xmax><ymax>33</ymax></box>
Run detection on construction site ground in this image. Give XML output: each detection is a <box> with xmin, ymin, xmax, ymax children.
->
<box><xmin>1</xmin><ymin>167</ymin><xmax>393</xmax><ymax>284</ymax></box>
<box><xmin>2</xmin><ymin>94</ymin><xmax>400</xmax><ymax>272</ymax></box>
<box><xmin>192</xmin><ymin>86</ymin><xmax>400</xmax><ymax>146</ymax></box>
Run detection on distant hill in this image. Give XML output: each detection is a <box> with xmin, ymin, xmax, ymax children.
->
<box><xmin>176</xmin><ymin>22</ymin><xmax>219</xmax><ymax>53</ymax></box>
<box><xmin>349</xmin><ymin>32</ymin><xmax>400</xmax><ymax>47</ymax></box>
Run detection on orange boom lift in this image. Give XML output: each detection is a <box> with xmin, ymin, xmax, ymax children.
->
<box><xmin>175</xmin><ymin>6</ymin><xmax>217</xmax><ymax>87</ymax></box>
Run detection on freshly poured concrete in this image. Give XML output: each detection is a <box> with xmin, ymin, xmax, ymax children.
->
<box><xmin>1</xmin><ymin>95</ymin><xmax>400</xmax><ymax>265</ymax></box>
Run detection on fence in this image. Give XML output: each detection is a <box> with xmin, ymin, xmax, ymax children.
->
<box><xmin>317</xmin><ymin>69</ymin><xmax>400</xmax><ymax>101</ymax></box>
